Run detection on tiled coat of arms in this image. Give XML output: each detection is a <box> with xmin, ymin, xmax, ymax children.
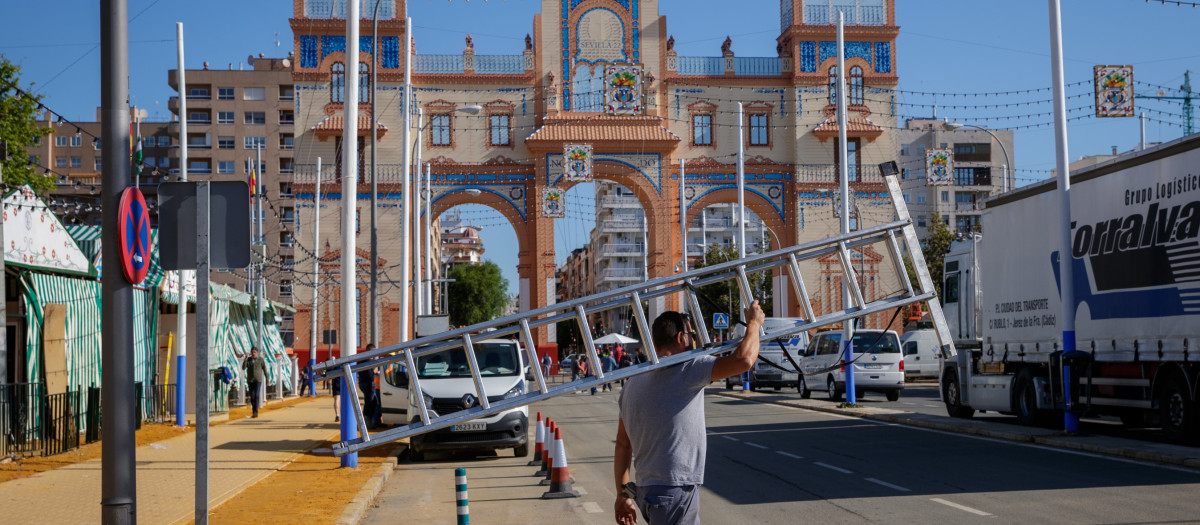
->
<box><xmin>604</xmin><ymin>64</ymin><xmax>644</xmax><ymax>116</ymax></box>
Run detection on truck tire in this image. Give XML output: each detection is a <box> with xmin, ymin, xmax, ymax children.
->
<box><xmin>514</xmin><ymin>443</ymin><xmax>530</xmax><ymax>457</ymax></box>
<box><xmin>799</xmin><ymin>376</ymin><xmax>811</xmax><ymax>399</ymax></box>
<box><xmin>826</xmin><ymin>376</ymin><xmax>843</xmax><ymax>401</ymax></box>
<box><xmin>1156</xmin><ymin>370</ymin><xmax>1197</xmax><ymax>443</ymax></box>
<box><xmin>943</xmin><ymin>370</ymin><xmax>975</xmax><ymax>419</ymax></box>
<box><xmin>1013</xmin><ymin>369</ymin><xmax>1049</xmax><ymax>427</ymax></box>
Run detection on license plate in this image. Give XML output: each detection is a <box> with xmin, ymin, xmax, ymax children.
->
<box><xmin>452</xmin><ymin>421</ymin><xmax>487</xmax><ymax>432</ymax></box>
<box><xmin>863</xmin><ymin>364</ymin><xmax>884</xmax><ymax>370</ymax></box>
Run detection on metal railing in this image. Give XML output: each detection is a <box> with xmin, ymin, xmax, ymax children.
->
<box><xmin>600</xmin><ymin>219</ymin><xmax>643</xmax><ymax>231</ymax></box>
<box><xmin>793</xmin><ymin>164</ymin><xmax>884</xmax><ymax>184</ymax></box>
<box><xmin>601</xmin><ymin>267</ymin><xmax>644</xmax><ymax>280</ymax></box>
<box><xmin>599</xmin><ymin>243</ymin><xmax>644</xmax><ymax>256</ymax></box>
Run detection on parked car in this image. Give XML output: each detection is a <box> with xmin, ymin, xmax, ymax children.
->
<box><xmin>558</xmin><ymin>353</ymin><xmax>586</xmax><ymax>374</ymax></box>
<box><xmin>900</xmin><ymin>329</ymin><xmax>943</xmax><ymax>380</ymax></box>
<box><xmin>800</xmin><ymin>329</ymin><xmax>904</xmax><ymax>401</ymax></box>
<box><xmin>723</xmin><ymin>318</ymin><xmax>809</xmax><ymax>391</ymax></box>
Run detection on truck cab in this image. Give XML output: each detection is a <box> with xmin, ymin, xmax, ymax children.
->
<box><xmin>942</xmin><ymin>237</ymin><xmax>981</xmax><ymax>346</ymax></box>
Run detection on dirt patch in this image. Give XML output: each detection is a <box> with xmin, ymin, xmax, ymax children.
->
<box><xmin>199</xmin><ymin>442</ymin><xmax>401</xmax><ymax>524</ymax></box>
<box><xmin>0</xmin><ymin>396</ymin><xmax>304</xmax><ymax>485</ymax></box>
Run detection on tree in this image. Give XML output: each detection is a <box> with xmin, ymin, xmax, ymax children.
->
<box><xmin>690</xmin><ymin>243</ymin><xmax>773</xmax><ymax>336</ymax></box>
<box><xmin>0</xmin><ymin>55</ymin><xmax>54</xmax><ymax>195</ymax></box>
<box><xmin>446</xmin><ymin>261</ymin><xmax>510</xmax><ymax>327</ymax></box>
<box><xmin>922</xmin><ymin>213</ymin><xmax>956</xmax><ymax>297</ymax></box>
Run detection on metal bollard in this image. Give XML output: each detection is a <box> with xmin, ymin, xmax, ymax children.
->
<box><xmin>455</xmin><ymin>467</ymin><xmax>470</xmax><ymax>525</ymax></box>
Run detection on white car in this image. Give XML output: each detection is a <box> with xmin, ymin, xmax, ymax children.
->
<box><xmin>799</xmin><ymin>329</ymin><xmax>904</xmax><ymax>401</ymax></box>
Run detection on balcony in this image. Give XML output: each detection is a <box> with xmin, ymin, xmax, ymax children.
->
<box><xmin>599</xmin><ymin>196</ymin><xmax>641</xmax><ymax>208</ymax></box>
<box><xmin>187</xmin><ymin>143</ymin><xmax>212</xmax><ymax>149</ymax></box>
<box><xmin>956</xmin><ymin>201</ymin><xmax>981</xmax><ymax>213</ymax></box>
<box><xmin>186</xmin><ymin>119</ymin><xmax>211</xmax><ymax>125</ymax></box>
<box><xmin>689</xmin><ymin>217</ymin><xmax>736</xmax><ymax>231</ymax></box>
<box><xmin>600</xmin><ymin>219</ymin><xmax>643</xmax><ymax>232</ymax></box>
<box><xmin>793</xmin><ymin>164</ymin><xmax>884</xmax><ymax>184</ymax></box>
<box><xmin>600</xmin><ymin>268</ymin><xmax>643</xmax><ymax>280</ymax></box>
<box><xmin>599</xmin><ymin>243</ymin><xmax>645</xmax><ymax>257</ymax></box>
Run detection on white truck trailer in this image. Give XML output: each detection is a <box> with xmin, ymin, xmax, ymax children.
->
<box><xmin>940</xmin><ymin>134</ymin><xmax>1200</xmax><ymax>441</ymax></box>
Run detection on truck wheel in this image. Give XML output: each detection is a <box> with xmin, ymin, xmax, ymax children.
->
<box><xmin>1157</xmin><ymin>371</ymin><xmax>1197</xmax><ymax>443</ymax></box>
<box><xmin>1013</xmin><ymin>369</ymin><xmax>1049</xmax><ymax>427</ymax></box>
<box><xmin>514</xmin><ymin>443</ymin><xmax>530</xmax><ymax>457</ymax></box>
<box><xmin>826</xmin><ymin>377</ymin><xmax>843</xmax><ymax>401</ymax></box>
<box><xmin>799</xmin><ymin>377</ymin><xmax>811</xmax><ymax>399</ymax></box>
<box><xmin>943</xmin><ymin>370</ymin><xmax>975</xmax><ymax>419</ymax></box>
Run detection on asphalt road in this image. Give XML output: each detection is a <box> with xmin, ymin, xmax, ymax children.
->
<box><xmin>363</xmin><ymin>387</ymin><xmax>1200</xmax><ymax>524</ymax></box>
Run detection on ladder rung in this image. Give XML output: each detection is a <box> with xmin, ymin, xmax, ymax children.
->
<box><xmin>460</xmin><ymin>333</ymin><xmax>490</xmax><ymax>411</ymax></box>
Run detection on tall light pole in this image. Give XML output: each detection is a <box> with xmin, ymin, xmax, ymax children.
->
<box><xmin>413</xmin><ymin>108</ymin><xmax>424</xmax><ymax>319</ymax></box>
<box><xmin>340</xmin><ymin>0</ymin><xmax>361</xmax><ymax>469</ymax></box>
<box><xmin>837</xmin><ymin>12</ymin><xmax>856</xmax><ymax>405</ymax></box>
<box><xmin>400</xmin><ymin>15</ymin><xmax>413</xmax><ymax>344</ymax></box>
<box><xmin>369</xmin><ymin>0</ymin><xmax>384</xmax><ymax>349</ymax></box>
<box><xmin>942</xmin><ymin>121</ymin><xmax>1012</xmax><ymax>193</ymax></box>
<box><xmin>174</xmin><ymin>21</ymin><xmax>190</xmax><ymax>428</ymax></box>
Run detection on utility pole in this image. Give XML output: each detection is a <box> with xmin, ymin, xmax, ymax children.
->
<box><xmin>175</xmin><ymin>21</ymin><xmax>190</xmax><ymax>428</ymax></box>
<box><xmin>424</xmin><ymin>162</ymin><xmax>433</xmax><ymax>314</ymax></box>
<box><xmin>309</xmin><ymin>158</ymin><xmax>321</xmax><ymax>397</ymax></box>
<box><xmin>100</xmin><ymin>0</ymin><xmax>137</xmax><ymax>521</ymax></box>
<box><xmin>399</xmin><ymin>15</ymin><xmax>414</xmax><ymax>343</ymax></box>
<box><xmin>1049</xmin><ymin>0</ymin><xmax>1078</xmax><ymax>434</ymax></box>
<box><xmin>837</xmin><ymin>12</ymin><xmax>857</xmax><ymax>405</ymax></box>
<box><xmin>340</xmin><ymin>0</ymin><xmax>362</xmax><ymax>469</ymax></box>
<box><xmin>369</xmin><ymin>0</ymin><xmax>383</xmax><ymax>349</ymax></box>
<box><xmin>413</xmin><ymin>108</ymin><xmax>424</xmax><ymax>319</ymax></box>
<box><xmin>679</xmin><ymin>158</ymin><xmax>687</xmax><ymax>312</ymax></box>
<box><xmin>255</xmin><ymin>143</ymin><xmax>265</xmax><ymax>403</ymax></box>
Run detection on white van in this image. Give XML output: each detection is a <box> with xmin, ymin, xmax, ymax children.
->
<box><xmin>381</xmin><ymin>338</ymin><xmax>529</xmax><ymax>461</ymax></box>
<box><xmin>800</xmin><ymin>329</ymin><xmax>904</xmax><ymax>401</ymax></box>
<box><xmin>724</xmin><ymin>318</ymin><xmax>809</xmax><ymax>392</ymax></box>
<box><xmin>899</xmin><ymin>329</ymin><xmax>943</xmax><ymax>380</ymax></box>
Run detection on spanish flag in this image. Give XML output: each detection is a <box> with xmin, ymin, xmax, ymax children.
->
<box><xmin>248</xmin><ymin>162</ymin><xmax>257</xmax><ymax>198</ymax></box>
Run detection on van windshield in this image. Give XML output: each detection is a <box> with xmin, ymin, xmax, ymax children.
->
<box><xmin>417</xmin><ymin>342</ymin><xmax>521</xmax><ymax>379</ymax></box>
<box><xmin>822</xmin><ymin>332</ymin><xmax>901</xmax><ymax>354</ymax></box>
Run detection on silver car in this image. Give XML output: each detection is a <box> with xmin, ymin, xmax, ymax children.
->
<box><xmin>799</xmin><ymin>330</ymin><xmax>905</xmax><ymax>401</ymax></box>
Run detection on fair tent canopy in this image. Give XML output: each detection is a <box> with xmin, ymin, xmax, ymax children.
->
<box><xmin>592</xmin><ymin>333</ymin><xmax>639</xmax><ymax>345</ymax></box>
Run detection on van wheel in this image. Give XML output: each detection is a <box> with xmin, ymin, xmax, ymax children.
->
<box><xmin>826</xmin><ymin>377</ymin><xmax>842</xmax><ymax>401</ymax></box>
<box><xmin>943</xmin><ymin>370</ymin><xmax>975</xmax><ymax>419</ymax></box>
<box><xmin>798</xmin><ymin>377</ymin><xmax>811</xmax><ymax>399</ymax></box>
<box><xmin>514</xmin><ymin>443</ymin><xmax>530</xmax><ymax>457</ymax></box>
<box><xmin>886</xmin><ymin>391</ymin><xmax>900</xmax><ymax>402</ymax></box>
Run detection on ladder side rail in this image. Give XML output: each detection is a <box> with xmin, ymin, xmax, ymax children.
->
<box><xmin>404</xmin><ymin>349</ymin><xmax>431</xmax><ymax>424</ymax></box>
<box><xmin>882</xmin><ymin>175</ymin><xmax>956</xmax><ymax>358</ymax></box>
<box><xmin>315</xmin><ymin>222</ymin><xmax>910</xmax><ymax>375</ymax></box>
<box><xmin>786</xmin><ymin>254</ymin><xmax>817</xmax><ymax>322</ymax></box>
<box><xmin>460</xmin><ymin>333</ymin><xmax>491</xmax><ymax>411</ymax></box>
<box><xmin>885</xmin><ymin>230</ymin><xmax>915</xmax><ymax>298</ymax></box>
<box><xmin>575</xmin><ymin>305</ymin><xmax>605</xmax><ymax>381</ymax></box>
<box><xmin>683</xmin><ymin>284</ymin><xmax>712</xmax><ymax>348</ymax></box>
<box><xmin>836</xmin><ymin>241</ymin><xmax>867</xmax><ymax>308</ymax></box>
<box><xmin>341</xmin><ymin>363</ymin><xmax>371</xmax><ymax>442</ymax></box>
<box><xmin>330</xmin><ymin>291</ymin><xmax>936</xmax><ymax>456</ymax></box>
<box><xmin>520</xmin><ymin>319</ymin><xmax>549</xmax><ymax>394</ymax></box>
<box><xmin>629</xmin><ymin>291</ymin><xmax>660</xmax><ymax>364</ymax></box>
<box><xmin>735</xmin><ymin>265</ymin><xmax>754</xmax><ymax>307</ymax></box>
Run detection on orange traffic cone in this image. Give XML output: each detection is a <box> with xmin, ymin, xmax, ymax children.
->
<box><xmin>541</xmin><ymin>427</ymin><xmax>580</xmax><ymax>499</ymax></box>
<box><xmin>535</xmin><ymin>420</ymin><xmax>554</xmax><ymax>477</ymax></box>
<box><xmin>528</xmin><ymin>412</ymin><xmax>545</xmax><ymax>467</ymax></box>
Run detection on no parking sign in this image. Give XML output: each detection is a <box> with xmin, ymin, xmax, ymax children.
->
<box><xmin>118</xmin><ymin>187</ymin><xmax>151</xmax><ymax>284</ymax></box>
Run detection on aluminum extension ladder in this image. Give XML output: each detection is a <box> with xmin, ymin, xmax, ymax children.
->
<box><xmin>312</xmin><ymin>175</ymin><xmax>957</xmax><ymax>456</ymax></box>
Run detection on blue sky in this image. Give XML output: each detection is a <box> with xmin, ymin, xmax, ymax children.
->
<box><xmin>3</xmin><ymin>1</ymin><xmax>1199</xmax><ymax>295</ymax></box>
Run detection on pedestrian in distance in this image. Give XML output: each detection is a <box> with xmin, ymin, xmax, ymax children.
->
<box><xmin>613</xmin><ymin>300</ymin><xmax>765</xmax><ymax>525</ymax></box>
<box><xmin>542</xmin><ymin>352</ymin><xmax>553</xmax><ymax>378</ymax></box>
<box><xmin>242</xmin><ymin>347</ymin><xmax>269</xmax><ymax>418</ymax></box>
<box><xmin>299</xmin><ymin>361</ymin><xmax>313</xmax><ymax>396</ymax></box>
<box><xmin>572</xmin><ymin>355</ymin><xmax>583</xmax><ymax>382</ymax></box>
<box><xmin>331</xmin><ymin>374</ymin><xmax>342</xmax><ymax>422</ymax></box>
<box><xmin>593</xmin><ymin>351</ymin><xmax>619</xmax><ymax>394</ymax></box>
<box><xmin>359</xmin><ymin>344</ymin><xmax>384</xmax><ymax>429</ymax></box>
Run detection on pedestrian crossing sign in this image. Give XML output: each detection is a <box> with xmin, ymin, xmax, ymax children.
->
<box><xmin>713</xmin><ymin>313</ymin><xmax>729</xmax><ymax>330</ymax></box>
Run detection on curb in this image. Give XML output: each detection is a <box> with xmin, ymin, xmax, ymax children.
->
<box><xmin>711</xmin><ymin>389</ymin><xmax>1200</xmax><ymax>469</ymax></box>
<box><xmin>337</xmin><ymin>444</ymin><xmax>404</xmax><ymax>525</ymax></box>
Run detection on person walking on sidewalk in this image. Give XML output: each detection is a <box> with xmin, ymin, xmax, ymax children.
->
<box><xmin>299</xmin><ymin>361</ymin><xmax>313</xmax><ymax>396</ymax></box>
<box><xmin>243</xmin><ymin>347</ymin><xmax>269</xmax><ymax>418</ymax></box>
<box><xmin>541</xmin><ymin>353</ymin><xmax>553</xmax><ymax>378</ymax></box>
<box><xmin>592</xmin><ymin>351</ymin><xmax>619</xmax><ymax>394</ymax></box>
<box><xmin>613</xmin><ymin>301</ymin><xmax>764</xmax><ymax>525</ymax></box>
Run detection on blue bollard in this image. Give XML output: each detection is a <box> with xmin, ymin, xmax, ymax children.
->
<box><xmin>455</xmin><ymin>467</ymin><xmax>470</xmax><ymax>524</ymax></box>
<box><xmin>741</xmin><ymin>371</ymin><xmax>750</xmax><ymax>391</ymax></box>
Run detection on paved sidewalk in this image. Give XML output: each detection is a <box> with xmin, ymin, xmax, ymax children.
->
<box><xmin>0</xmin><ymin>396</ymin><xmax>339</xmax><ymax>524</ymax></box>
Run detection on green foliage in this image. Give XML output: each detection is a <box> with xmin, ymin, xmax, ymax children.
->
<box><xmin>0</xmin><ymin>55</ymin><xmax>54</xmax><ymax>195</ymax></box>
<box><xmin>446</xmin><ymin>261</ymin><xmax>510</xmax><ymax>327</ymax></box>
<box><xmin>922</xmin><ymin>213</ymin><xmax>956</xmax><ymax>297</ymax></box>
<box><xmin>690</xmin><ymin>243</ymin><xmax>773</xmax><ymax>336</ymax></box>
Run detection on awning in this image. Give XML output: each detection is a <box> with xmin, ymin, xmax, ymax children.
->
<box><xmin>311</xmin><ymin>115</ymin><xmax>388</xmax><ymax>141</ymax></box>
<box><xmin>812</xmin><ymin>116</ymin><xmax>885</xmax><ymax>142</ymax></box>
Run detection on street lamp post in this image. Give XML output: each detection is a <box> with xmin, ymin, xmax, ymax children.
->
<box><xmin>942</xmin><ymin>121</ymin><xmax>1012</xmax><ymax>193</ymax></box>
<box><xmin>369</xmin><ymin>0</ymin><xmax>384</xmax><ymax>349</ymax></box>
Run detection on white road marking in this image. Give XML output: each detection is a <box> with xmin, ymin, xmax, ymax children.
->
<box><xmin>722</xmin><ymin>435</ymin><xmax>740</xmax><ymax>442</ymax></box>
<box><xmin>865</xmin><ymin>477</ymin><xmax>910</xmax><ymax>492</ymax></box>
<box><xmin>775</xmin><ymin>451</ymin><xmax>804</xmax><ymax>460</ymax></box>
<box><xmin>930</xmin><ymin>498</ymin><xmax>993</xmax><ymax>516</ymax></box>
<box><xmin>745</xmin><ymin>442</ymin><xmax>768</xmax><ymax>450</ymax></box>
<box><xmin>814</xmin><ymin>462</ymin><xmax>853</xmax><ymax>474</ymax></box>
<box><xmin>582</xmin><ymin>502</ymin><xmax>603</xmax><ymax>514</ymax></box>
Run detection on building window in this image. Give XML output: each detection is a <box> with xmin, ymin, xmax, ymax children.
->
<box><xmin>159</xmin><ymin>158</ymin><xmax>171</xmax><ymax>168</ymax></box>
<box><xmin>849</xmin><ymin>66</ymin><xmax>864</xmax><ymax>105</ymax></box>
<box><xmin>243</xmin><ymin>87</ymin><xmax>265</xmax><ymax>101</ymax></box>
<box><xmin>917</xmin><ymin>216</ymin><xmax>927</xmax><ymax>228</ymax></box>
<box><xmin>900</xmin><ymin>144</ymin><xmax>909</xmax><ymax>156</ymax></box>
<box><xmin>158</xmin><ymin>136</ymin><xmax>170</xmax><ymax>147</ymax></box>
<box><xmin>56</xmin><ymin>136</ymin><xmax>68</xmax><ymax>147</ymax></box>
<box><xmin>748</xmin><ymin>113</ymin><xmax>769</xmax><ymax>146</ymax></box>
<box><xmin>188</xmin><ymin>111</ymin><xmax>210</xmax><ymax>124</ymax></box>
<box><xmin>489</xmin><ymin>114</ymin><xmax>511</xmax><ymax>146</ymax></box>
<box><xmin>279</xmin><ymin>182</ymin><xmax>293</xmax><ymax>198</ymax></box>
<box><xmin>916</xmin><ymin>193</ymin><xmax>926</xmax><ymax>204</ymax></box>
<box><xmin>70</xmin><ymin>135</ymin><xmax>82</xmax><ymax>147</ymax></box>
<box><xmin>56</xmin><ymin>156</ymin><xmax>67</xmax><ymax>168</ymax></box>
<box><xmin>331</xmin><ymin>62</ymin><xmax>345</xmax><ymax>103</ymax></box>
<box><xmin>217</xmin><ymin>111</ymin><xmax>235</xmax><ymax>124</ymax></box>
<box><xmin>70</xmin><ymin>156</ymin><xmax>82</xmax><ymax>168</ymax></box>
<box><xmin>693</xmin><ymin>114</ymin><xmax>713</xmax><ymax>146</ymax></box>
<box><xmin>218</xmin><ymin>136</ymin><xmax>235</xmax><ymax>149</ymax></box>
<box><xmin>94</xmin><ymin>158</ymin><xmax>103</xmax><ymax>171</ymax></box>
<box><xmin>279</xmin><ymin>110</ymin><xmax>294</xmax><ymax>125</ymax></box>
<box><xmin>280</xmin><ymin>134</ymin><xmax>294</xmax><ymax>150</ymax></box>
<box><xmin>189</xmin><ymin>160</ymin><xmax>210</xmax><ymax>173</ymax></box>
<box><xmin>143</xmin><ymin>157</ymin><xmax>153</xmax><ymax>168</ymax></box>
<box><xmin>244</xmin><ymin>112</ymin><xmax>265</xmax><ymax>125</ymax></box>
<box><xmin>244</xmin><ymin>136</ymin><xmax>266</xmax><ymax>149</ymax></box>
<box><xmin>358</xmin><ymin>63</ymin><xmax>370</xmax><ymax>103</ymax></box>
<box><xmin>901</xmin><ymin>168</ymin><xmax>910</xmax><ymax>179</ymax></box>
<box><xmin>828</xmin><ymin>66</ymin><xmax>838</xmax><ymax>104</ymax></box>
<box><xmin>941</xmin><ymin>191</ymin><xmax>949</xmax><ymax>202</ymax></box>
<box><xmin>93</xmin><ymin>138</ymin><xmax>102</xmax><ymax>150</ymax></box>
<box><xmin>279</xmin><ymin>85</ymin><xmax>295</xmax><ymax>100</ymax></box>
<box><xmin>218</xmin><ymin>161</ymin><xmax>236</xmax><ymax>174</ymax></box>
<box><xmin>218</xmin><ymin>87</ymin><xmax>235</xmax><ymax>100</ymax></box>
<box><xmin>430</xmin><ymin>114</ymin><xmax>451</xmax><ymax>146</ymax></box>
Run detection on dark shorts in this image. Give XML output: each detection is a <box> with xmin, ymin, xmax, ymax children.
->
<box><xmin>637</xmin><ymin>484</ymin><xmax>700</xmax><ymax>525</ymax></box>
